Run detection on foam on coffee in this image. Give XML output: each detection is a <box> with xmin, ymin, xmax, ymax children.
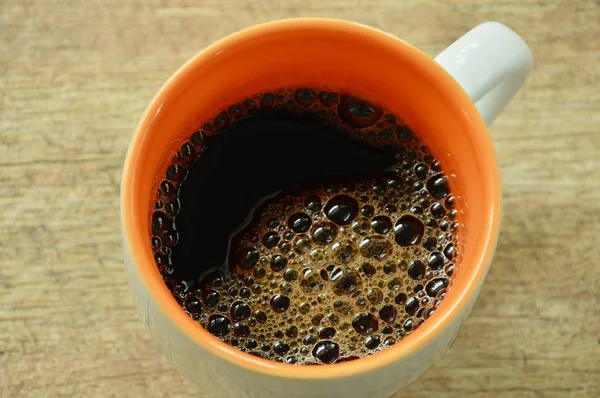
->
<box><xmin>150</xmin><ymin>87</ymin><xmax>461</xmax><ymax>365</ymax></box>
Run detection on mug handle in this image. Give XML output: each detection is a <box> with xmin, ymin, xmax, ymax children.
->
<box><xmin>434</xmin><ymin>22</ymin><xmax>533</xmax><ymax>125</ymax></box>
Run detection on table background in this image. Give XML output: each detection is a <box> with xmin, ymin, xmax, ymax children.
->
<box><xmin>2</xmin><ymin>0</ymin><xmax>599</xmax><ymax>397</ymax></box>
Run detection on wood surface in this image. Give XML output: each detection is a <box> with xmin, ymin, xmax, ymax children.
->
<box><xmin>1</xmin><ymin>0</ymin><xmax>599</xmax><ymax>397</ymax></box>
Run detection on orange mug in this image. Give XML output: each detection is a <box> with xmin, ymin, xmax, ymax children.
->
<box><xmin>122</xmin><ymin>18</ymin><xmax>532</xmax><ymax>398</ymax></box>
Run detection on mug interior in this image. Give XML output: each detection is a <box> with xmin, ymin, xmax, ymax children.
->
<box><xmin>122</xmin><ymin>18</ymin><xmax>500</xmax><ymax>379</ymax></box>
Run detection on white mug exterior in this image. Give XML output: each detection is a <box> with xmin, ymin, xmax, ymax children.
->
<box><xmin>435</xmin><ymin>22</ymin><xmax>533</xmax><ymax>125</ymax></box>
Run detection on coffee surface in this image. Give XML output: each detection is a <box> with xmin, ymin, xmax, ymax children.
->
<box><xmin>151</xmin><ymin>87</ymin><xmax>460</xmax><ymax>365</ymax></box>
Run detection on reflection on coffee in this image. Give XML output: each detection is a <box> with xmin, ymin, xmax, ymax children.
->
<box><xmin>150</xmin><ymin>87</ymin><xmax>460</xmax><ymax>365</ymax></box>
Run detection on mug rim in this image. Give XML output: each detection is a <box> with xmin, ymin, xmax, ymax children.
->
<box><xmin>121</xmin><ymin>18</ymin><xmax>500</xmax><ymax>380</ymax></box>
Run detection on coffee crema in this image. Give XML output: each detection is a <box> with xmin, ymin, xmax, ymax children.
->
<box><xmin>150</xmin><ymin>87</ymin><xmax>460</xmax><ymax>365</ymax></box>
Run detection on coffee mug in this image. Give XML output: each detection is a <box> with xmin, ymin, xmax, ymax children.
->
<box><xmin>121</xmin><ymin>18</ymin><xmax>532</xmax><ymax>398</ymax></box>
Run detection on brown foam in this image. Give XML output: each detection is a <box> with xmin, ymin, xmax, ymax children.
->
<box><xmin>150</xmin><ymin>86</ymin><xmax>460</xmax><ymax>365</ymax></box>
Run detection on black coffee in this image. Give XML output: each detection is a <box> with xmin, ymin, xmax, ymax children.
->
<box><xmin>151</xmin><ymin>87</ymin><xmax>459</xmax><ymax>365</ymax></box>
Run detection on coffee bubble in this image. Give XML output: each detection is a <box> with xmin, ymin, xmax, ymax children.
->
<box><xmin>312</xmin><ymin>340</ymin><xmax>340</xmax><ymax>364</ymax></box>
<box><xmin>352</xmin><ymin>312</ymin><xmax>379</xmax><ymax>335</ymax></box>
<box><xmin>324</xmin><ymin>195</ymin><xmax>359</xmax><ymax>226</ymax></box>
<box><xmin>338</xmin><ymin>95</ymin><xmax>383</xmax><ymax>128</ymax></box>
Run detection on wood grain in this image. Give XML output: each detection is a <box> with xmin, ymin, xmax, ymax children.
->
<box><xmin>1</xmin><ymin>0</ymin><xmax>599</xmax><ymax>397</ymax></box>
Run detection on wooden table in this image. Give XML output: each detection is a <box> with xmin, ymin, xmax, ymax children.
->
<box><xmin>2</xmin><ymin>1</ymin><xmax>599</xmax><ymax>397</ymax></box>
